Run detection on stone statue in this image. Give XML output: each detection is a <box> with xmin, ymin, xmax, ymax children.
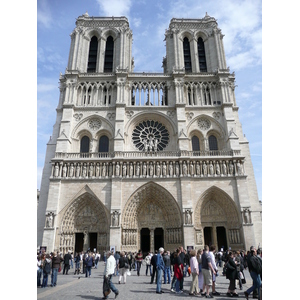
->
<box><xmin>175</xmin><ymin>162</ymin><xmax>180</xmax><ymax>176</ymax></box>
<box><xmin>109</xmin><ymin>163</ymin><xmax>113</xmax><ymax>177</ymax></box>
<box><xmin>102</xmin><ymin>163</ymin><xmax>106</xmax><ymax>177</ymax></box>
<box><xmin>229</xmin><ymin>161</ymin><xmax>234</xmax><ymax>175</ymax></box>
<box><xmin>122</xmin><ymin>163</ymin><xmax>127</xmax><ymax>177</ymax></box>
<box><xmin>185</xmin><ymin>210</ymin><xmax>192</xmax><ymax>224</ymax></box>
<box><xmin>89</xmin><ymin>164</ymin><xmax>94</xmax><ymax>177</ymax></box>
<box><xmin>115</xmin><ymin>162</ymin><xmax>120</xmax><ymax>176</ymax></box>
<box><xmin>154</xmin><ymin>139</ymin><xmax>158</xmax><ymax>152</ymax></box>
<box><xmin>196</xmin><ymin>162</ymin><xmax>200</xmax><ymax>175</ymax></box>
<box><xmin>62</xmin><ymin>164</ymin><xmax>67</xmax><ymax>177</ymax></box>
<box><xmin>46</xmin><ymin>213</ymin><xmax>53</xmax><ymax>228</ymax></box>
<box><xmin>69</xmin><ymin>164</ymin><xmax>74</xmax><ymax>177</ymax></box>
<box><xmin>216</xmin><ymin>162</ymin><xmax>220</xmax><ymax>175</ymax></box>
<box><xmin>149</xmin><ymin>162</ymin><xmax>154</xmax><ymax>176</ymax></box>
<box><xmin>136</xmin><ymin>162</ymin><xmax>140</xmax><ymax>176</ymax></box>
<box><xmin>143</xmin><ymin>162</ymin><xmax>147</xmax><ymax>177</ymax></box>
<box><xmin>209</xmin><ymin>161</ymin><xmax>214</xmax><ymax>175</ymax></box>
<box><xmin>129</xmin><ymin>163</ymin><xmax>133</xmax><ymax>177</ymax></box>
<box><xmin>76</xmin><ymin>164</ymin><xmax>81</xmax><ymax>177</ymax></box>
<box><xmin>182</xmin><ymin>162</ymin><xmax>187</xmax><ymax>176</ymax></box>
<box><xmin>190</xmin><ymin>162</ymin><xmax>194</xmax><ymax>176</ymax></box>
<box><xmin>237</xmin><ymin>160</ymin><xmax>243</xmax><ymax>175</ymax></box>
<box><xmin>82</xmin><ymin>164</ymin><xmax>87</xmax><ymax>177</ymax></box>
<box><xmin>169</xmin><ymin>162</ymin><xmax>173</xmax><ymax>176</ymax></box>
<box><xmin>156</xmin><ymin>162</ymin><xmax>161</xmax><ymax>176</ymax></box>
<box><xmin>54</xmin><ymin>164</ymin><xmax>59</xmax><ymax>177</ymax></box>
<box><xmin>222</xmin><ymin>161</ymin><xmax>227</xmax><ymax>175</ymax></box>
<box><xmin>203</xmin><ymin>162</ymin><xmax>207</xmax><ymax>176</ymax></box>
<box><xmin>162</xmin><ymin>162</ymin><xmax>167</xmax><ymax>176</ymax></box>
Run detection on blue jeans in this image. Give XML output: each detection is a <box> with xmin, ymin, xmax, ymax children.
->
<box><xmin>164</xmin><ymin>266</ymin><xmax>171</xmax><ymax>284</ymax></box>
<box><xmin>246</xmin><ymin>271</ymin><xmax>261</xmax><ymax>299</ymax></box>
<box><xmin>86</xmin><ymin>266</ymin><xmax>92</xmax><ymax>277</ymax></box>
<box><xmin>37</xmin><ymin>268</ymin><xmax>43</xmax><ymax>286</ymax></box>
<box><xmin>171</xmin><ymin>275</ymin><xmax>177</xmax><ymax>290</ymax></box>
<box><xmin>42</xmin><ymin>271</ymin><xmax>49</xmax><ymax>287</ymax></box>
<box><xmin>156</xmin><ymin>268</ymin><xmax>163</xmax><ymax>292</ymax></box>
<box><xmin>51</xmin><ymin>268</ymin><xmax>58</xmax><ymax>286</ymax></box>
<box><xmin>146</xmin><ymin>264</ymin><xmax>152</xmax><ymax>276</ymax></box>
<box><xmin>108</xmin><ymin>275</ymin><xmax>119</xmax><ymax>295</ymax></box>
<box><xmin>175</xmin><ymin>278</ymin><xmax>181</xmax><ymax>292</ymax></box>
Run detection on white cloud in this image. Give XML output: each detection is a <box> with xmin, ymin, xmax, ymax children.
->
<box><xmin>37</xmin><ymin>0</ymin><xmax>53</xmax><ymax>28</ymax></box>
<box><xmin>132</xmin><ymin>17</ymin><xmax>141</xmax><ymax>28</ymax></box>
<box><xmin>97</xmin><ymin>0</ymin><xmax>132</xmax><ymax>17</ymax></box>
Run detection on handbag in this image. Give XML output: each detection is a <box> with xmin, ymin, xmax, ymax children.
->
<box><xmin>103</xmin><ymin>276</ymin><xmax>111</xmax><ymax>297</ymax></box>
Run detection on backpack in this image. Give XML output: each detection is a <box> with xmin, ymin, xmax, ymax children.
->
<box><xmin>44</xmin><ymin>260</ymin><xmax>51</xmax><ymax>274</ymax></box>
<box><xmin>252</xmin><ymin>256</ymin><xmax>262</xmax><ymax>276</ymax></box>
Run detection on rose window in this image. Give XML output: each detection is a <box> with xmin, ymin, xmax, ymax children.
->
<box><xmin>132</xmin><ymin>120</ymin><xmax>169</xmax><ymax>151</ymax></box>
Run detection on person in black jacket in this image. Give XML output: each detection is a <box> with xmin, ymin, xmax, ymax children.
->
<box><xmin>225</xmin><ymin>251</ymin><xmax>239</xmax><ymax>297</ymax></box>
<box><xmin>63</xmin><ymin>251</ymin><xmax>72</xmax><ymax>275</ymax></box>
<box><xmin>244</xmin><ymin>246</ymin><xmax>262</xmax><ymax>300</ymax></box>
<box><xmin>150</xmin><ymin>251</ymin><xmax>158</xmax><ymax>284</ymax></box>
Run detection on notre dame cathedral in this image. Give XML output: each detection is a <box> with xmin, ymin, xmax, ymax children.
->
<box><xmin>37</xmin><ymin>12</ymin><xmax>262</xmax><ymax>255</ymax></box>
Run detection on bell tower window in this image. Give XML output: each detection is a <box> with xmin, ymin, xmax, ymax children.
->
<box><xmin>183</xmin><ymin>37</ymin><xmax>192</xmax><ymax>73</ymax></box>
<box><xmin>104</xmin><ymin>36</ymin><xmax>114</xmax><ymax>73</ymax></box>
<box><xmin>197</xmin><ymin>37</ymin><xmax>207</xmax><ymax>72</ymax></box>
<box><xmin>208</xmin><ymin>135</ymin><xmax>218</xmax><ymax>151</ymax></box>
<box><xmin>87</xmin><ymin>36</ymin><xmax>98</xmax><ymax>73</ymax></box>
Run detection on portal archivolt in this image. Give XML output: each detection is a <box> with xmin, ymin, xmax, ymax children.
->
<box><xmin>121</xmin><ymin>182</ymin><xmax>183</xmax><ymax>252</ymax></box>
<box><xmin>194</xmin><ymin>186</ymin><xmax>243</xmax><ymax>249</ymax></box>
<box><xmin>59</xmin><ymin>191</ymin><xmax>110</xmax><ymax>253</ymax></box>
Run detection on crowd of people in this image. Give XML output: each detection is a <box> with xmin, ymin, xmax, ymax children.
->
<box><xmin>37</xmin><ymin>245</ymin><xmax>262</xmax><ymax>299</ymax></box>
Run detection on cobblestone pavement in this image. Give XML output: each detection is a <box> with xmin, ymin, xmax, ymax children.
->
<box><xmin>37</xmin><ymin>263</ymin><xmax>257</xmax><ymax>300</ymax></box>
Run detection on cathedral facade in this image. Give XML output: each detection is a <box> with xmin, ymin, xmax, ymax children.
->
<box><xmin>37</xmin><ymin>13</ymin><xmax>262</xmax><ymax>255</ymax></box>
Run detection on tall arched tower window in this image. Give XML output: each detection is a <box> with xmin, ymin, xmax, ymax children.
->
<box><xmin>80</xmin><ymin>136</ymin><xmax>90</xmax><ymax>153</ymax></box>
<box><xmin>87</xmin><ymin>36</ymin><xmax>98</xmax><ymax>73</ymax></box>
<box><xmin>104</xmin><ymin>36</ymin><xmax>114</xmax><ymax>73</ymax></box>
<box><xmin>99</xmin><ymin>135</ymin><xmax>109</xmax><ymax>152</ymax></box>
<box><xmin>192</xmin><ymin>136</ymin><xmax>200</xmax><ymax>151</ymax></box>
<box><xmin>183</xmin><ymin>37</ymin><xmax>192</xmax><ymax>73</ymax></box>
<box><xmin>197</xmin><ymin>37</ymin><xmax>207</xmax><ymax>72</ymax></box>
<box><xmin>208</xmin><ymin>135</ymin><xmax>218</xmax><ymax>150</ymax></box>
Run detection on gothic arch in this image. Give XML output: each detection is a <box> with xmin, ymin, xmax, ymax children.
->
<box><xmin>194</xmin><ymin>186</ymin><xmax>241</xmax><ymax>229</ymax></box>
<box><xmin>122</xmin><ymin>182</ymin><xmax>182</xmax><ymax>229</ymax></box>
<box><xmin>58</xmin><ymin>187</ymin><xmax>110</xmax><ymax>253</ymax></box>
<box><xmin>121</xmin><ymin>182</ymin><xmax>183</xmax><ymax>251</ymax></box>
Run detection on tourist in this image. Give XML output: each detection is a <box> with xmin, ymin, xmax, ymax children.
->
<box><xmin>80</xmin><ymin>251</ymin><xmax>84</xmax><ymax>273</ymax></box>
<box><xmin>209</xmin><ymin>245</ymin><xmax>220</xmax><ymax>296</ymax></box>
<box><xmin>135</xmin><ymin>249</ymin><xmax>143</xmax><ymax>276</ymax></box>
<box><xmin>114</xmin><ymin>251</ymin><xmax>120</xmax><ymax>276</ymax></box>
<box><xmin>244</xmin><ymin>246</ymin><xmax>262</xmax><ymax>300</ymax></box>
<box><xmin>95</xmin><ymin>251</ymin><xmax>101</xmax><ymax>269</ymax></box>
<box><xmin>225</xmin><ymin>251</ymin><xmax>239</xmax><ymax>297</ymax></box>
<box><xmin>74</xmin><ymin>252</ymin><xmax>81</xmax><ymax>275</ymax></box>
<box><xmin>163</xmin><ymin>251</ymin><xmax>171</xmax><ymax>284</ymax></box>
<box><xmin>63</xmin><ymin>250</ymin><xmax>72</xmax><ymax>275</ymax></box>
<box><xmin>85</xmin><ymin>252</ymin><xmax>93</xmax><ymax>277</ymax></box>
<box><xmin>189</xmin><ymin>249</ymin><xmax>200</xmax><ymax>295</ymax></box>
<box><xmin>37</xmin><ymin>254</ymin><xmax>43</xmax><ymax>287</ymax></box>
<box><xmin>150</xmin><ymin>251</ymin><xmax>157</xmax><ymax>284</ymax></box>
<box><xmin>197</xmin><ymin>248</ymin><xmax>204</xmax><ymax>292</ymax></box>
<box><xmin>156</xmin><ymin>247</ymin><xmax>165</xmax><ymax>294</ymax></box>
<box><xmin>172</xmin><ymin>248</ymin><xmax>183</xmax><ymax>294</ymax></box>
<box><xmin>145</xmin><ymin>252</ymin><xmax>152</xmax><ymax>276</ymax></box>
<box><xmin>184</xmin><ymin>249</ymin><xmax>190</xmax><ymax>277</ymax></box>
<box><xmin>235</xmin><ymin>251</ymin><xmax>244</xmax><ymax>290</ymax></box>
<box><xmin>50</xmin><ymin>251</ymin><xmax>63</xmax><ymax>287</ymax></box>
<box><xmin>179</xmin><ymin>246</ymin><xmax>185</xmax><ymax>290</ymax></box>
<box><xmin>41</xmin><ymin>253</ymin><xmax>52</xmax><ymax>288</ymax></box>
<box><xmin>127</xmin><ymin>252</ymin><xmax>132</xmax><ymax>271</ymax></box>
<box><xmin>102</xmin><ymin>251</ymin><xmax>119</xmax><ymax>299</ymax></box>
<box><xmin>118</xmin><ymin>251</ymin><xmax>129</xmax><ymax>284</ymax></box>
<box><xmin>201</xmin><ymin>245</ymin><xmax>216</xmax><ymax>298</ymax></box>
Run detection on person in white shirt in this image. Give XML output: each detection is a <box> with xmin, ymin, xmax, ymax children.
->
<box><xmin>103</xmin><ymin>251</ymin><xmax>119</xmax><ymax>299</ymax></box>
<box><xmin>209</xmin><ymin>245</ymin><xmax>220</xmax><ymax>296</ymax></box>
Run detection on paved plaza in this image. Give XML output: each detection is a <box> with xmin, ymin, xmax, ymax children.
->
<box><xmin>37</xmin><ymin>262</ymin><xmax>261</xmax><ymax>300</ymax></box>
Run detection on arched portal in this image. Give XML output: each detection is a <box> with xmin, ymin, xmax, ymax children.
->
<box><xmin>121</xmin><ymin>182</ymin><xmax>183</xmax><ymax>254</ymax></box>
<box><xmin>59</xmin><ymin>190</ymin><xmax>110</xmax><ymax>254</ymax></box>
<box><xmin>194</xmin><ymin>186</ymin><xmax>243</xmax><ymax>251</ymax></box>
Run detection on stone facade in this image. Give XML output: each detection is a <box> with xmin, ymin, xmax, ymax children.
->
<box><xmin>37</xmin><ymin>13</ymin><xmax>262</xmax><ymax>255</ymax></box>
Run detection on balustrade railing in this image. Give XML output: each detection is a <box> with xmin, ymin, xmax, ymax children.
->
<box><xmin>54</xmin><ymin>149</ymin><xmax>241</xmax><ymax>159</ymax></box>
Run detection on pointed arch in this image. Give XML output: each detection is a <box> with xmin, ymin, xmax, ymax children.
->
<box><xmin>122</xmin><ymin>182</ymin><xmax>183</xmax><ymax>230</ymax></box>
<box><xmin>194</xmin><ymin>186</ymin><xmax>241</xmax><ymax>229</ymax></box>
<box><xmin>60</xmin><ymin>186</ymin><xmax>110</xmax><ymax>235</ymax></box>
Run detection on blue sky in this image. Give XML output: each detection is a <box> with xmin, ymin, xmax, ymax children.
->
<box><xmin>37</xmin><ymin>0</ymin><xmax>262</xmax><ymax>200</ymax></box>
